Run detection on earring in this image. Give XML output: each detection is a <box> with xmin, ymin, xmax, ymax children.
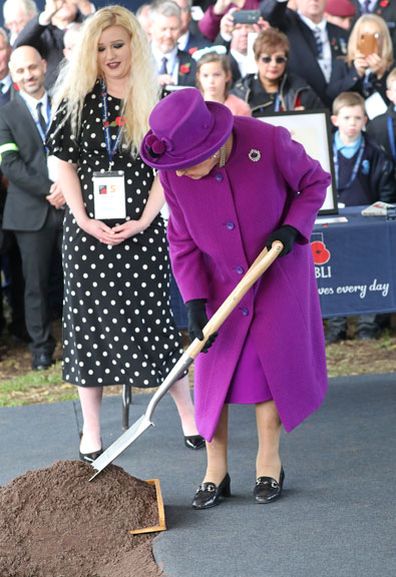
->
<box><xmin>218</xmin><ymin>145</ymin><xmax>226</xmax><ymax>168</ymax></box>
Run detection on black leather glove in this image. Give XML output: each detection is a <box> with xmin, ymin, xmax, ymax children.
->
<box><xmin>185</xmin><ymin>299</ymin><xmax>217</xmax><ymax>353</ymax></box>
<box><xmin>265</xmin><ymin>225</ymin><xmax>299</xmax><ymax>256</ymax></box>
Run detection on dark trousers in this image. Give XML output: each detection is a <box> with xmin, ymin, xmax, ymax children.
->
<box><xmin>0</xmin><ymin>234</ymin><xmax>26</xmax><ymax>334</ymax></box>
<box><xmin>13</xmin><ymin>208</ymin><xmax>63</xmax><ymax>356</ymax></box>
<box><xmin>326</xmin><ymin>314</ymin><xmax>383</xmax><ymax>338</ymax></box>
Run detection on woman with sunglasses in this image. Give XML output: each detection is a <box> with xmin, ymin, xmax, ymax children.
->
<box><xmin>232</xmin><ymin>28</ymin><xmax>323</xmax><ymax>116</ymax></box>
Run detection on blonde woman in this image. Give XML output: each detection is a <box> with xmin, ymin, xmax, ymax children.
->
<box><xmin>328</xmin><ymin>14</ymin><xmax>394</xmax><ymax>103</ymax></box>
<box><xmin>47</xmin><ymin>5</ymin><xmax>204</xmax><ymax>461</ymax></box>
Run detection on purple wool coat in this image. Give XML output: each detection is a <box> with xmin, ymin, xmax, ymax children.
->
<box><xmin>160</xmin><ymin>117</ymin><xmax>331</xmax><ymax>441</ymax></box>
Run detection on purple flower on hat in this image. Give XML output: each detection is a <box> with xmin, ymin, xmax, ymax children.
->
<box><xmin>146</xmin><ymin>133</ymin><xmax>167</xmax><ymax>158</ymax></box>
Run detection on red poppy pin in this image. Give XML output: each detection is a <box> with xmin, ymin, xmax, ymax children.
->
<box><xmin>179</xmin><ymin>63</ymin><xmax>191</xmax><ymax>75</ymax></box>
<box><xmin>379</xmin><ymin>0</ymin><xmax>389</xmax><ymax>7</ymax></box>
<box><xmin>115</xmin><ymin>116</ymin><xmax>126</xmax><ymax>126</ymax></box>
<box><xmin>311</xmin><ymin>241</ymin><xmax>331</xmax><ymax>265</ymax></box>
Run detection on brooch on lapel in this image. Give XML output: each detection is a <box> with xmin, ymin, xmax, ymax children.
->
<box><xmin>248</xmin><ymin>149</ymin><xmax>261</xmax><ymax>162</ymax></box>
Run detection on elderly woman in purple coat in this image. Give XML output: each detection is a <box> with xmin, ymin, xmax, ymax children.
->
<box><xmin>141</xmin><ymin>88</ymin><xmax>331</xmax><ymax>509</ymax></box>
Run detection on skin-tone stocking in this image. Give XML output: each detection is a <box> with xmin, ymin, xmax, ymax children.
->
<box><xmin>168</xmin><ymin>375</ymin><xmax>199</xmax><ymax>436</ymax></box>
<box><xmin>78</xmin><ymin>385</ymin><xmax>103</xmax><ymax>453</ymax></box>
<box><xmin>203</xmin><ymin>405</ymin><xmax>229</xmax><ymax>485</ymax></box>
<box><xmin>78</xmin><ymin>376</ymin><xmax>198</xmax><ymax>452</ymax></box>
<box><xmin>255</xmin><ymin>400</ymin><xmax>282</xmax><ymax>481</ymax></box>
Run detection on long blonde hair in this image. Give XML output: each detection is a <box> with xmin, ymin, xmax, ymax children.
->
<box><xmin>347</xmin><ymin>14</ymin><xmax>394</xmax><ymax>70</ymax></box>
<box><xmin>52</xmin><ymin>5</ymin><xmax>159</xmax><ymax>155</ymax></box>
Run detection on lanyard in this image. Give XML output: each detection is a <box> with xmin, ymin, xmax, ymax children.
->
<box><xmin>35</xmin><ymin>99</ymin><xmax>51</xmax><ymax>144</ymax></box>
<box><xmin>100</xmin><ymin>80</ymin><xmax>124</xmax><ymax>170</ymax></box>
<box><xmin>333</xmin><ymin>139</ymin><xmax>365</xmax><ymax>192</ymax></box>
<box><xmin>386</xmin><ymin>114</ymin><xmax>396</xmax><ymax>160</ymax></box>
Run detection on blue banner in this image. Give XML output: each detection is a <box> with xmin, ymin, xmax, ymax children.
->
<box><xmin>312</xmin><ymin>207</ymin><xmax>396</xmax><ymax>317</ymax></box>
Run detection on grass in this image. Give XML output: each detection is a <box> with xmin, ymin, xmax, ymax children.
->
<box><xmin>0</xmin><ymin>328</ymin><xmax>395</xmax><ymax>408</ymax></box>
<box><xmin>0</xmin><ymin>362</ymin><xmax>73</xmax><ymax>407</ymax></box>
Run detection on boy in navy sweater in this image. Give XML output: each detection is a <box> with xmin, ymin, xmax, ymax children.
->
<box><xmin>326</xmin><ymin>91</ymin><xmax>396</xmax><ymax>344</ymax></box>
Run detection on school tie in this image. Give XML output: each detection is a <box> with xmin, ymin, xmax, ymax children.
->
<box><xmin>313</xmin><ymin>27</ymin><xmax>324</xmax><ymax>59</ymax></box>
<box><xmin>36</xmin><ymin>102</ymin><xmax>47</xmax><ymax>135</ymax></box>
<box><xmin>159</xmin><ymin>56</ymin><xmax>168</xmax><ymax>75</ymax></box>
<box><xmin>363</xmin><ymin>0</ymin><xmax>371</xmax><ymax>13</ymax></box>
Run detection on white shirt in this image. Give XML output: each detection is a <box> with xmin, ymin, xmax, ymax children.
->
<box><xmin>230</xmin><ymin>49</ymin><xmax>251</xmax><ymax>79</ymax></box>
<box><xmin>151</xmin><ymin>45</ymin><xmax>179</xmax><ymax>84</ymax></box>
<box><xmin>358</xmin><ymin>0</ymin><xmax>378</xmax><ymax>12</ymax></box>
<box><xmin>298</xmin><ymin>13</ymin><xmax>332</xmax><ymax>83</ymax></box>
<box><xmin>19</xmin><ymin>91</ymin><xmax>51</xmax><ymax>139</ymax></box>
<box><xmin>0</xmin><ymin>74</ymin><xmax>12</xmax><ymax>94</ymax></box>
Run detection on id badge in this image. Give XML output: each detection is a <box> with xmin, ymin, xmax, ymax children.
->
<box><xmin>92</xmin><ymin>170</ymin><xmax>126</xmax><ymax>220</ymax></box>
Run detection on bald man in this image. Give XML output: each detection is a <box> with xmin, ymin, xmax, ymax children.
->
<box><xmin>0</xmin><ymin>46</ymin><xmax>64</xmax><ymax>370</ymax></box>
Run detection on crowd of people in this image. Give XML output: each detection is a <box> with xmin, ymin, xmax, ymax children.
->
<box><xmin>0</xmin><ymin>0</ymin><xmax>395</xmax><ymax>504</ymax></box>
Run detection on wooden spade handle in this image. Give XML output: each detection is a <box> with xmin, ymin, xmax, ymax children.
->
<box><xmin>185</xmin><ymin>241</ymin><xmax>283</xmax><ymax>359</ymax></box>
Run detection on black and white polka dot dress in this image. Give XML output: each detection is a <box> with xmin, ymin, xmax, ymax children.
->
<box><xmin>47</xmin><ymin>81</ymin><xmax>184</xmax><ymax>387</ymax></box>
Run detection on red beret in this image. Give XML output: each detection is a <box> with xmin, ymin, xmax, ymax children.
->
<box><xmin>325</xmin><ymin>0</ymin><xmax>356</xmax><ymax>17</ymax></box>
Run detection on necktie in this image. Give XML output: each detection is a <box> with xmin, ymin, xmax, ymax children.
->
<box><xmin>363</xmin><ymin>0</ymin><xmax>371</xmax><ymax>13</ymax></box>
<box><xmin>313</xmin><ymin>27</ymin><xmax>324</xmax><ymax>59</ymax></box>
<box><xmin>159</xmin><ymin>56</ymin><xmax>168</xmax><ymax>75</ymax></box>
<box><xmin>36</xmin><ymin>102</ymin><xmax>47</xmax><ymax>136</ymax></box>
<box><xmin>0</xmin><ymin>82</ymin><xmax>4</xmax><ymax>94</ymax></box>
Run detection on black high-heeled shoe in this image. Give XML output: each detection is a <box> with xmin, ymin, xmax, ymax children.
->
<box><xmin>79</xmin><ymin>448</ymin><xmax>103</xmax><ymax>464</ymax></box>
<box><xmin>254</xmin><ymin>467</ymin><xmax>285</xmax><ymax>504</ymax></box>
<box><xmin>184</xmin><ymin>435</ymin><xmax>205</xmax><ymax>450</ymax></box>
<box><xmin>192</xmin><ymin>473</ymin><xmax>231</xmax><ymax>509</ymax></box>
<box><xmin>79</xmin><ymin>432</ymin><xmax>103</xmax><ymax>464</ymax></box>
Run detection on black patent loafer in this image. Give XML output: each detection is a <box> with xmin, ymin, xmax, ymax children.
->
<box><xmin>79</xmin><ymin>448</ymin><xmax>103</xmax><ymax>464</ymax></box>
<box><xmin>184</xmin><ymin>435</ymin><xmax>205</xmax><ymax>450</ymax></box>
<box><xmin>192</xmin><ymin>473</ymin><xmax>231</xmax><ymax>509</ymax></box>
<box><xmin>254</xmin><ymin>467</ymin><xmax>285</xmax><ymax>504</ymax></box>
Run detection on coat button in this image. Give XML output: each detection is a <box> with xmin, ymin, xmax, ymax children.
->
<box><xmin>235</xmin><ymin>265</ymin><xmax>244</xmax><ymax>274</ymax></box>
<box><xmin>226</xmin><ymin>221</ymin><xmax>235</xmax><ymax>230</ymax></box>
<box><xmin>241</xmin><ymin>307</ymin><xmax>249</xmax><ymax>316</ymax></box>
<box><xmin>214</xmin><ymin>172</ymin><xmax>223</xmax><ymax>182</ymax></box>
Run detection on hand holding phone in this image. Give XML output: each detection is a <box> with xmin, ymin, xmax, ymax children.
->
<box><xmin>233</xmin><ymin>10</ymin><xmax>261</xmax><ymax>25</ymax></box>
<box><xmin>357</xmin><ymin>32</ymin><xmax>380</xmax><ymax>57</ymax></box>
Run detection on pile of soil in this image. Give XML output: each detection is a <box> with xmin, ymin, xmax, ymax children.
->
<box><xmin>0</xmin><ymin>461</ymin><xmax>164</xmax><ymax>577</ymax></box>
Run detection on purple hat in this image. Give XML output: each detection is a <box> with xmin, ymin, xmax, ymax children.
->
<box><xmin>140</xmin><ymin>88</ymin><xmax>234</xmax><ymax>170</ymax></box>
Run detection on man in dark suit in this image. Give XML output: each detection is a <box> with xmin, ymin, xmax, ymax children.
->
<box><xmin>0</xmin><ymin>45</ymin><xmax>64</xmax><ymax>369</ymax></box>
<box><xmin>260</xmin><ymin>0</ymin><xmax>349</xmax><ymax>108</ymax></box>
<box><xmin>175</xmin><ymin>0</ymin><xmax>212</xmax><ymax>54</ymax></box>
<box><xmin>151</xmin><ymin>0</ymin><xmax>197</xmax><ymax>93</ymax></box>
<box><xmin>13</xmin><ymin>0</ymin><xmax>95</xmax><ymax>89</ymax></box>
<box><xmin>0</xmin><ymin>27</ymin><xmax>27</xmax><ymax>345</ymax></box>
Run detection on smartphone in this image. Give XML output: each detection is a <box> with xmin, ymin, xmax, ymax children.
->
<box><xmin>357</xmin><ymin>32</ymin><xmax>380</xmax><ymax>57</ymax></box>
<box><xmin>233</xmin><ymin>10</ymin><xmax>260</xmax><ymax>25</ymax></box>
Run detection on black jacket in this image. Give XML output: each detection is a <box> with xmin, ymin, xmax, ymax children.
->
<box><xmin>231</xmin><ymin>71</ymin><xmax>324</xmax><ymax>116</ymax></box>
<box><xmin>366</xmin><ymin>105</ymin><xmax>396</xmax><ymax>161</ymax></box>
<box><xmin>335</xmin><ymin>133</ymin><xmax>396</xmax><ymax>206</ymax></box>
<box><xmin>0</xmin><ymin>94</ymin><xmax>53</xmax><ymax>231</ymax></box>
<box><xmin>14</xmin><ymin>12</ymin><xmax>87</xmax><ymax>89</ymax></box>
<box><xmin>260</xmin><ymin>0</ymin><xmax>349</xmax><ymax>108</ymax></box>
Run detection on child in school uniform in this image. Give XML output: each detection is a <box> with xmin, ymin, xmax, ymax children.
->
<box><xmin>326</xmin><ymin>91</ymin><xmax>396</xmax><ymax>344</ymax></box>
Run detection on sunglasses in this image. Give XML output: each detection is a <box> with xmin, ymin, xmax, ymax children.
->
<box><xmin>260</xmin><ymin>55</ymin><xmax>288</xmax><ymax>64</ymax></box>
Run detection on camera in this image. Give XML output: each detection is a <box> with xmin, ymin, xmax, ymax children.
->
<box><xmin>233</xmin><ymin>10</ymin><xmax>260</xmax><ymax>25</ymax></box>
